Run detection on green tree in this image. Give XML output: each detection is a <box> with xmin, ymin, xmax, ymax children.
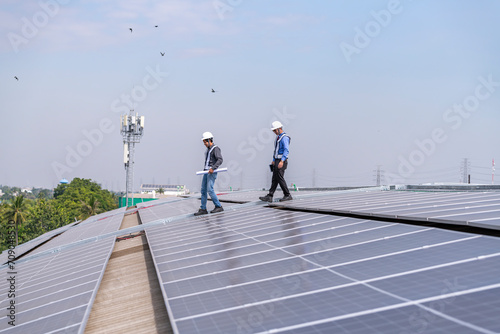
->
<box><xmin>53</xmin><ymin>178</ymin><xmax>117</xmax><ymax>220</ymax></box>
<box><xmin>80</xmin><ymin>194</ymin><xmax>102</xmax><ymax>220</ymax></box>
<box><xmin>33</xmin><ymin>188</ymin><xmax>53</xmax><ymax>199</ymax></box>
<box><xmin>3</xmin><ymin>195</ymin><xmax>28</xmax><ymax>246</ymax></box>
<box><xmin>157</xmin><ymin>188</ymin><xmax>165</xmax><ymax>194</ymax></box>
<box><xmin>53</xmin><ymin>183</ymin><xmax>68</xmax><ymax>199</ymax></box>
<box><xmin>0</xmin><ymin>202</ymin><xmax>7</xmax><ymax>250</ymax></box>
<box><xmin>1</xmin><ymin>185</ymin><xmax>14</xmax><ymax>201</ymax></box>
<box><xmin>0</xmin><ymin>179</ymin><xmax>118</xmax><ymax>252</ymax></box>
<box><xmin>26</xmin><ymin>198</ymin><xmax>70</xmax><ymax>237</ymax></box>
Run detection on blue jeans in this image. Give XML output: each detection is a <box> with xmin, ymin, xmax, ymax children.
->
<box><xmin>200</xmin><ymin>173</ymin><xmax>221</xmax><ymax>210</ymax></box>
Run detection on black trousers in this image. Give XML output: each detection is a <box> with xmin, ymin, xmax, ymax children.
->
<box><xmin>268</xmin><ymin>159</ymin><xmax>290</xmax><ymax>197</ymax></box>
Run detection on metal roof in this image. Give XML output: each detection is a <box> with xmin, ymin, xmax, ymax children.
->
<box><xmin>2</xmin><ymin>189</ymin><xmax>500</xmax><ymax>333</ymax></box>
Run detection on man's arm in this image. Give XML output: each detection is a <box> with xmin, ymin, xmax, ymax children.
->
<box><xmin>211</xmin><ymin>146</ymin><xmax>223</xmax><ymax>170</ymax></box>
<box><xmin>280</xmin><ymin>136</ymin><xmax>290</xmax><ymax>161</ymax></box>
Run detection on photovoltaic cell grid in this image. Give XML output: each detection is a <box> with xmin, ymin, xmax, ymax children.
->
<box><xmin>0</xmin><ymin>237</ymin><xmax>115</xmax><ymax>334</ymax></box>
<box><xmin>137</xmin><ymin>197</ymin><xmax>205</xmax><ymax>224</ymax></box>
<box><xmin>23</xmin><ymin>206</ymin><xmax>126</xmax><ymax>257</ymax></box>
<box><xmin>270</xmin><ymin>190</ymin><xmax>500</xmax><ymax>230</ymax></box>
<box><xmin>215</xmin><ymin>190</ymin><xmax>268</xmax><ymax>203</ymax></box>
<box><xmin>0</xmin><ymin>221</ymin><xmax>79</xmax><ymax>265</ymax></box>
<box><xmin>135</xmin><ymin>196</ymin><xmax>183</xmax><ymax>209</ymax></box>
<box><xmin>141</xmin><ymin>202</ymin><xmax>500</xmax><ymax>333</ymax></box>
<box><xmin>0</xmin><ymin>206</ymin><xmax>126</xmax><ymax>266</ymax></box>
<box><xmin>215</xmin><ymin>190</ymin><xmax>335</xmax><ymax>204</ymax></box>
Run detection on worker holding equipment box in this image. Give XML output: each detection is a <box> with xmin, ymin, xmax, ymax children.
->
<box><xmin>260</xmin><ymin>121</ymin><xmax>293</xmax><ymax>203</ymax></box>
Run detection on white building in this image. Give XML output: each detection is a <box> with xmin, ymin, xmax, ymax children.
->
<box><xmin>140</xmin><ymin>184</ymin><xmax>189</xmax><ymax>196</ymax></box>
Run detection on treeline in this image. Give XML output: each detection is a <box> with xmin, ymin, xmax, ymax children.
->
<box><xmin>1</xmin><ymin>185</ymin><xmax>52</xmax><ymax>201</ymax></box>
<box><xmin>0</xmin><ymin>178</ymin><xmax>119</xmax><ymax>252</ymax></box>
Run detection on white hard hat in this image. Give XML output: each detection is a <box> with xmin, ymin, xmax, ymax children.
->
<box><xmin>201</xmin><ymin>131</ymin><xmax>213</xmax><ymax>141</ymax></box>
<box><xmin>271</xmin><ymin>121</ymin><xmax>283</xmax><ymax>130</ymax></box>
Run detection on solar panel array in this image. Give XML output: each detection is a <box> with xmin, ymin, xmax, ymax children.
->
<box><xmin>0</xmin><ymin>221</ymin><xmax>78</xmax><ymax>265</ymax></box>
<box><xmin>137</xmin><ymin>197</ymin><xmax>202</xmax><ymax>224</ymax></box>
<box><xmin>0</xmin><ymin>206</ymin><xmax>128</xmax><ymax>333</ymax></box>
<box><xmin>0</xmin><ymin>237</ymin><xmax>115</xmax><ymax>334</ymax></box>
<box><xmin>270</xmin><ymin>190</ymin><xmax>500</xmax><ymax>230</ymax></box>
<box><xmin>140</xmin><ymin>200</ymin><xmax>500</xmax><ymax>333</ymax></box>
<box><xmin>215</xmin><ymin>190</ymin><xmax>268</xmax><ymax>203</ymax></box>
<box><xmin>26</xmin><ymin>208</ymin><xmax>126</xmax><ymax>256</ymax></box>
<box><xmin>1</xmin><ymin>207</ymin><xmax>126</xmax><ymax>266</ymax></box>
<box><xmin>3</xmin><ymin>189</ymin><xmax>500</xmax><ymax>333</ymax></box>
<box><xmin>215</xmin><ymin>190</ymin><xmax>332</xmax><ymax>204</ymax></box>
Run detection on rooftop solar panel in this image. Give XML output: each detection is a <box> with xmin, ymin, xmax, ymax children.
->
<box><xmin>270</xmin><ymin>190</ymin><xmax>500</xmax><ymax>230</ymax></box>
<box><xmin>137</xmin><ymin>197</ymin><xmax>202</xmax><ymax>224</ymax></box>
<box><xmin>209</xmin><ymin>190</ymin><xmax>269</xmax><ymax>203</ymax></box>
<box><xmin>0</xmin><ymin>221</ymin><xmax>79</xmax><ymax>265</ymax></box>
<box><xmin>5</xmin><ymin>189</ymin><xmax>498</xmax><ymax>333</ymax></box>
<box><xmin>0</xmin><ymin>206</ymin><xmax>126</xmax><ymax>267</ymax></box>
<box><xmin>23</xmin><ymin>207</ymin><xmax>126</xmax><ymax>257</ymax></box>
<box><xmin>279</xmin><ymin>305</ymin><xmax>472</xmax><ymax>333</ymax></box>
<box><xmin>215</xmin><ymin>189</ymin><xmax>361</xmax><ymax>204</ymax></box>
<box><xmin>140</xmin><ymin>199</ymin><xmax>500</xmax><ymax>334</ymax></box>
<box><xmin>0</xmin><ymin>237</ymin><xmax>115</xmax><ymax>334</ymax></box>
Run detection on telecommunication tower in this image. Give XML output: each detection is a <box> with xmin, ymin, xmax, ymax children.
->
<box><xmin>460</xmin><ymin>158</ymin><xmax>470</xmax><ymax>184</ymax></box>
<box><xmin>373</xmin><ymin>165</ymin><xmax>384</xmax><ymax>186</ymax></box>
<box><xmin>493</xmin><ymin>158</ymin><xmax>496</xmax><ymax>185</ymax></box>
<box><xmin>121</xmin><ymin>110</ymin><xmax>145</xmax><ymax>207</ymax></box>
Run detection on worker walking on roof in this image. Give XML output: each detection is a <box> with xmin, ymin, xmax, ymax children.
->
<box><xmin>195</xmin><ymin>132</ymin><xmax>224</xmax><ymax>216</ymax></box>
<box><xmin>259</xmin><ymin>121</ymin><xmax>293</xmax><ymax>202</ymax></box>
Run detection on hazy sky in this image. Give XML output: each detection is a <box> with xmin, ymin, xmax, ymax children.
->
<box><xmin>1</xmin><ymin>0</ymin><xmax>499</xmax><ymax>192</ymax></box>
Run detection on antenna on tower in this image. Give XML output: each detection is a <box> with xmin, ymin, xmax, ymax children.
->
<box><xmin>121</xmin><ymin>110</ymin><xmax>145</xmax><ymax>207</ymax></box>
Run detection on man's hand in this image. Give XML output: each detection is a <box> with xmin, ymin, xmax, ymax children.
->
<box><xmin>278</xmin><ymin>160</ymin><xmax>284</xmax><ymax>169</ymax></box>
<box><xmin>208</xmin><ymin>168</ymin><xmax>214</xmax><ymax>174</ymax></box>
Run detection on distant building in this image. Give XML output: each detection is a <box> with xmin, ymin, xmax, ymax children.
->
<box><xmin>140</xmin><ymin>184</ymin><xmax>189</xmax><ymax>196</ymax></box>
<box><xmin>21</xmin><ymin>187</ymin><xmax>33</xmax><ymax>194</ymax></box>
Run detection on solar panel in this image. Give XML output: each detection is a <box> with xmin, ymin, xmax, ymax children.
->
<box><xmin>215</xmin><ymin>190</ymin><xmax>338</xmax><ymax>204</ymax></box>
<box><xmin>270</xmin><ymin>190</ymin><xmax>500</xmax><ymax>230</ymax></box>
<box><xmin>0</xmin><ymin>237</ymin><xmax>115</xmax><ymax>334</ymax></box>
<box><xmin>24</xmin><ymin>207</ymin><xmax>126</xmax><ymax>256</ymax></box>
<box><xmin>4</xmin><ymin>189</ymin><xmax>498</xmax><ymax>333</ymax></box>
<box><xmin>0</xmin><ymin>221</ymin><xmax>79</xmax><ymax>265</ymax></box>
<box><xmin>137</xmin><ymin>197</ymin><xmax>201</xmax><ymax>224</ymax></box>
<box><xmin>139</xmin><ymin>199</ymin><xmax>500</xmax><ymax>333</ymax></box>
<box><xmin>279</xmin><ymin>305</ymin><xmax>470</xmax><ymax>333</ymax></box>
<box><xmin>214</xmin><ymin>190</ymin><xmax>268</xmax><ymax>203</ymax></box>
<box><xmin>0</xmin><ymin>207</ymin><xmax>127</xmax><ymax>267</ymax></box>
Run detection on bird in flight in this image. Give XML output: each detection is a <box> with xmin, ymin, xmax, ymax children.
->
<box><xmin>14</xmin><ymin>76</ymin><xmax>19</xmax><ymax>81</ymax></box>
<box><xmin>211</xmin><ymin>89</ymin><xmax>217</xmax><ymax>93</ymax></box>
<box><xmin>155</xmin><ymin>25</ymin><xmax>158</xmax><ymax>28</ymax></box>
<box><xmin>129</xmin><ymin>28</ymin><xmax>133</xmax><ymax>33</ymax></box>
<box><xmin>160</xmin><ymin>52</ymin><xmax>165</xmax><ymax>56</ymax></box>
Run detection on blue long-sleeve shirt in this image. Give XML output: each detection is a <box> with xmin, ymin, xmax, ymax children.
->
<box><xmin>273</xmin><ymin>133</ymin><xmax>290</xmax><ymax>162</ymax></box>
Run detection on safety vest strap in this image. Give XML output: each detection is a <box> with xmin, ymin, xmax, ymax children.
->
<box><xmin>205</xmin><ymin>145</ymin><xmax>217</xmax><ymax>170</ymax></box>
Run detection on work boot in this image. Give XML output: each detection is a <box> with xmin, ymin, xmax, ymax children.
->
<box><xmin>279</xmin><ymin>195</ymin><xmax>293</xmax><ymax>202</ymax></box>
<box><xmin>259</xmin><ymin>195</ymin><xmax>273</xmax><ymax>202</ymax></box>
<box><xmin>194</xmin><ymin>209</ymin><xmax>208</xmax><ymax>216</ymax></box>
<box><xmin>211</xmin><ymin>206</ymin><xmax>224</xmax><ymax>213</ymax></box>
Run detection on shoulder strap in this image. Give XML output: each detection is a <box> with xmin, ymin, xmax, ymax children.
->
<box><xmin>277</xmin><ymin>133</ymin><xmax>290</xmax><ymax>143</ymax></box>
<box><xmin>205</xmin><ymin>145</ymin><xmax>218</xmax><ymax>169</ymax></box>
